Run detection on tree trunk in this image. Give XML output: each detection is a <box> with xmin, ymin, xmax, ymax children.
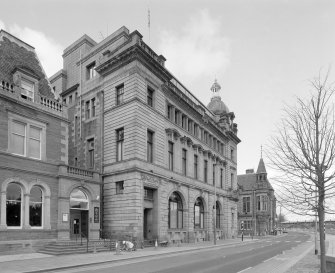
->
<box><xmin>318</xmin><ymin>195</ymin><xmax>326</xmax><ymax>273</ymax></box>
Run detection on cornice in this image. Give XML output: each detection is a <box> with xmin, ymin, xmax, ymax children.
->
<box><xmin>96</xmin><ymin>44</ymin><xmax>172</xmax><ymax>82</ymax></box>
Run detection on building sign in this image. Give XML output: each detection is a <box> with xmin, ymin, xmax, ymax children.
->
<box><xmin>62</xmin><ymin>213</ymin><xmax>68</xmax><ymax>222</ymax></box>
<box><xmin>94</xmin><ymin>207</ymin><xmax>99</xmax><ymax>223</ymax></box>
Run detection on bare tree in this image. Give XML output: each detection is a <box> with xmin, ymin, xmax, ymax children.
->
<box><xmin>268</xmin><ymin>71</ymin><xmax>335</xmax><ymax>273</ymax></box>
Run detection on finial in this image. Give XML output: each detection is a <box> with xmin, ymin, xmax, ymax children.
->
<box><xmin>261</xmin><ymin>145</ymin><xmax>263</xmax><ymax>158</ymax></box>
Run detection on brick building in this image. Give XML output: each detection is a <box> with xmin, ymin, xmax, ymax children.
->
<box><xmin>50</xmin><ymin>26</ymin><xmax>241</xmax><ymax>242</ymax></box>
<box><xmin>237</xmin><ymin>158</ymin><xmax>276</xmax><ymax>236</ymax></box>
<box><xmin>0</xmin><ymin>30</ymin><xmax>101</xmax><ymax>246</ymax></box>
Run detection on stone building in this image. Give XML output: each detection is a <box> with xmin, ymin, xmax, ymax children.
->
<box><xmin>50</xmin><ymin>26</ymin><xmax>241</xmax><ymax>242</ymax></box>
<box><xmin>237</xmin><ymin>158</ymin><xmax>276</xmax><ymax>236</ymax></box>
<box><xmin>0</xmin><ymin>30</ymin><xmax>101</xmax><ymax>246</ymax></box>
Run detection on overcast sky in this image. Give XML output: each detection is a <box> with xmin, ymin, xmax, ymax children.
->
<box><xmin>1</xmin><ymin>0</ymin><xmax>335</xmax><ymax>219</ymax></box>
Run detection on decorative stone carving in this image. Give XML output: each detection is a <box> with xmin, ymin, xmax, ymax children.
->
<box><xmin>141</xmin><ymin>173</ymin><xmax>161</xmax><ymax>187</ymax></box>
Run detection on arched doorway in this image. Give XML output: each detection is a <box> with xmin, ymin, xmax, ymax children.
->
<box><xmin>70</xmin><ymin>188</ymin><xmax>89</xmax><ymax>239</ymax></box>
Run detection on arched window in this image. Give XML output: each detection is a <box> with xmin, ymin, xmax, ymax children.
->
<box><xmin>30</xmin><ymin>186</ymin><xmax>43</xmax><ymax>227</ymax></box>
<box><xmin>70</xmin><ymin>188</ymin><xmax>89</xmax><ymax>210</ymax></box>
<box><xmin>194</xmin><ymin>197</ymin><xmax>204</xmax><ymax>229</ymax></box>
<box><xmin>6</xmin><ymin>183</ymin><xmax>22</xmax><ymax>227</ymax></box>
<box><xmin>216</xmin><ymin>201</ymin><xmax>220</xmax><ymax>229</ymax></box>
<box><xmin>169</xmin><ymin>192</ymin><xmax>183</xmax><ymax>229</ymax></box>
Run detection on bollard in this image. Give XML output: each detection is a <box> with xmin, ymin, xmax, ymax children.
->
<box><xmin>93</xmin><ymin>242</ymin><xmax>97</xmax><ymax>254</ymax></box>
<box><xmin>155</xmin><ymin>239</ymin><xmax>158</xmax><ymax>249</ymax></box>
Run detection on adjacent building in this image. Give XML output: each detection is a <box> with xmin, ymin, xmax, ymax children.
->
<box><xmin>0</xmin><ymin>30</ymin><xmax>101</xmax><ymax>245</ymax></box>
<box><xmin>50</xmin><ymin>26</ymin><xmax>241</xmax><ymax>242</ymax></box>
<box><xmin>237</xmin><ymin>158</ymin><xmax>276</xmax><ymax>236</ymax></box>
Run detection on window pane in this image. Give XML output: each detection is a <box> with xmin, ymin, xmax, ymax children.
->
<box><xmin>12</xmin><ymin>121</ymin><xmax>25</xmax><ymax>135</ymax></box>
<box><xmin>6</xmin><ymin>183</ymin><xmax>21</xmax><ymax>226</ymax></box>
<box><xmin>30</xmin><ymin>203</ymin><xmax>42</xmax><ymax>226</ymax></box>
<box><xmin>170</xmin><ymin>202</ymin><xmax>177</xmax><ymax>228</ymax></box>
<box><xmin>29</xmin><ymin>126</ymin><xmax>41</xmax><ymax>140</ymax></box>
<box><xmin>12</xmin><ymin>134</ymin><xmax>25</xmax><ymax>155</ymax></box>
<box><xmin>30</xmin><ymin>187</ymin><xmax>42</xmax><ymax>202</ymax></box>
<box><xmin>28</xmin><ymin>138</ymin><xmax>40</xmax><ymax>158</ymax></box>
<box><xmin>178</xmin><ymin>210</ymin><xmax>183</xmax><ymax>229</ymax></box>
<box><xmin>194</xmin><ymin>205</ymin><xmax>200</xmax><ymax>227</ymax></box>
<box><xmin>70</xmin><ymin>189</ymin><xmax>88</xmax><ymax>209</ymax></box>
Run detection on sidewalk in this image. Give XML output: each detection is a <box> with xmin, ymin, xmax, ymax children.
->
<box><xmin>0</xmin><ymin>234</ymin><xmax>321</xmax><ymax>273</ymax></box>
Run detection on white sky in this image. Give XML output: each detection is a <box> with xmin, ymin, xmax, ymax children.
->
<box><xmin>1</xmin><ymin>0</ymin><xmax>335</xmax><ymax>220</ymax></box>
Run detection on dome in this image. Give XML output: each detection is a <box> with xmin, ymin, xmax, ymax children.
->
<box><xmin>207</xmin><ymin>96</ymin><xmax>229</xmax><ymax>115</ymax></box>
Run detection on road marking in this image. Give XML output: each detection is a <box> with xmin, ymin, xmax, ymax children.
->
<box><xmin>295</xmin><ymin>241</ymin><xmax>301</xmax><ymax>243</ymax></box>
<box><xmin>285</xmin><ymin>241</ymin><xmax>291</xmax><ymax>242</ymax></box>
<box><xmin>237</xmin><ymin>267</ymin><xmax>252</xmax><ymax>273</ymax></box>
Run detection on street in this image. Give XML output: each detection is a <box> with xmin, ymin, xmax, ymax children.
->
<box><xmin>56</xmin><ymin>232</ymin><xmax>310</xmax><ymax>273</ymax></box>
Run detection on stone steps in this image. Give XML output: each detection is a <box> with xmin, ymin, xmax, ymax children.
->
<box><xmin>37</xmin><ymin>240</ymin><xmax>115</xmax><ymax>255</ymax></box>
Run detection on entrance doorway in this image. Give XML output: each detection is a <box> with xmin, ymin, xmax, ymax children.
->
<box><xmin>70</xmin><ymin>210</ymin><xmax>88</xmax><ymax>238</ymax></box>
<box><xmin>143</xmin><ymin>208</ymin><xmax>153</xmax><ymax>239</ymax></box>
<box><xmin>69</xmin><ymin>188</ymin><xmax>89</xmax><ymax>239</ymax></box>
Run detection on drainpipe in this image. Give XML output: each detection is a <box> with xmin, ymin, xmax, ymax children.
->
<box><xmin>100</xmin><ymin>90</ymin><xmax>104</xmax><ymax>238</ymax></box>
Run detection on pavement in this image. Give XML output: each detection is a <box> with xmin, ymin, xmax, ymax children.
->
<box><xmin>0</xmin><ymin>233</ymin><xmax>328</xmax><ymax>273</ymax></box>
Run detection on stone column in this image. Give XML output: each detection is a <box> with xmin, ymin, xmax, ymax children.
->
<box><xmin>44</xmin><ymin>196</ymin><xmax>51</xmax><ymax>229</ymax></box>
<box><xmin>0</xmin><ymin>191</ymin><xmax>7</xmax><ymax>229</ymax></box>
<box><xmin>24</xmin><ymin>193</ymin><xmax>31</xmax><ymax>229</ymax></box>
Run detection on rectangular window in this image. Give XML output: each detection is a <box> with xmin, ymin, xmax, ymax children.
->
<box><xmin>194</xmin><ymin>123</ymin><xmax>198</xmax><ymax>137</ymax></box>
<box><xmin>144</xmin><ymin>188</ymin><xmax>154</xmax><ymax>200</ymax></box>
<box><xmin>147</xmin><ymin>87</ymin><xmax>154</xmax><ymax>107</ymax></box>
<box><xmin>85</xmin><ymin>100</ymin><xmax>90</xmax><ymax>119</ymax></box>
<box><xmin>88</xmin><ymin>139</ymin><xmax>94</xmax><ymax>168</ymax></box>
<box><xmin>147</xmin><ymin>130</ymin><xmax>154</xmax><ymax>163</ymax></box>
<box><xmin>204</xmin><ymin>131</ymin><xmax>208</xmax><ymax>144</ymax></box>
<box><xmin>69</xmin><ymin>95</ymin><xmax>73</xmax><ymax>104</ymax></box>
<box><xmin>167</xmin><ymin>105</ymin><xmax>173</xmax><ymax>120</ymax></box>
<box><xmin>213</xmin><ymin>164</ymin><xmax>215</xmax><ymax>186</ymax></box>
<box><xmin>204</xmin><ymin>160</ymin><xmax>208</xmax><ymax>183</ymax></box>
<box><xmin>116</xmin><ymin>181</ymin><xmax>124</xmax><ymax>194</ymax></box>
<box><xmin>231</xmin><ymin>148</ymin><xmax>234</xmax><ymax>161</ymax></box>
<box><xmin>168</xmin><ymin>141</ymin><xmax>174</xmax><ymax>171</ymax></box>
<box><xmin>21</xmin><ymin>78</ymin><xmax>34</xmax><ymax>101</ymax></box>
<box><xmin>182</xmin><ymin>115</ymin><xmax>187</xmax><ymax>129</ymax></box>
<box><xmin>116</xmin><ymin>128</ymin><xmax>124</xmax><ymax>161</ymax></box>
<box><xmin>243</xmin><ymin>197</ymin><xmax>251</xmax><ymax>213</ymax></box>
<box><xmin>86</xmin><ymin>62</ymin><xmax>96</xmax><ymax>80</ymax></box>
<box><xmin>11</xmin><ymin>120</ymin><xmax>42</xmax><ymax>159</ymax></box>
<box><xmin>182</xmin><ymin>149</ymin><xmax>187</xmax><ymax>175</ymax></box>
<box><xmin>12</xmin><ymin>121</ymin><xmax>26</xmax><ymax>156</ymax></box>
<box><xmin>28</xmin><ymin>126</ymin><xmax>41</xmax><ymax>159</ymax></box>
<box><xmin>175</xmin><ymin>109</ymin><xmax>180</xmax><ymax>125</ymax></box>
<box><xmin>116</xmin><ymin>84</ymin><xmax>124</xmax><ymax>105</ymax></box>
<box><xmin>188</xmin><ymin>119</ymin><xmax>193</xmax><ymax>134</ymax></box>
<box><xmin>194</xmin><ymin>155</ymin><xmax>198</xmax><ymax>179</ymax></box>
<box><xmin>91</xmin><ymin>98</ymin><xmax>96</xmax><ymax>117</ymax></box>
<box><xmin>220</xmin><ymin>169</ymin><xmax>223</xmax><ymax>188</ymax></box>
<box><xmin>230</xmin><ymin>173</ymin><xmax>234</xmax><ymax>188</ymax></box>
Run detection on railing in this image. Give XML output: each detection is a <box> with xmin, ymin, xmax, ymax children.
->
<box><xmin>67</xmin><ymin>166</ymin><xmax>94</xmax><ymax>177</ymax></box>
<box><xmin>1</xmin><ymin>80</ymin><xmax>14</xmax><ymax>93</ymax></box>
<box><xmin>1</xmin><ymin>79</ymin><xmax>65</xmax><ymax>114</ymax></box>
<box><xmin>75</xmin><ymin>232</ymin><xmax>89</xmax><ymax>253</ymax></box>
<box><xmin>39</xmin><ymin>95</ymin><xmax>63</xmax><ymax>112</ymax></box>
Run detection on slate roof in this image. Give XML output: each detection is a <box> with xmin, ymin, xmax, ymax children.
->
<box><xmin>256</xmin><ymin>158</ymin><xmax>267</xmax><ymax>173</ymax></box>
<box><xmin>0</xmin><ymin>30</ymin><xmax>54</xmax><ymax>98</ymax></box>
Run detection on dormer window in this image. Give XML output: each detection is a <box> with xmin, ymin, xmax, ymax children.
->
<box><xmin>21</xmin><ymin>78</ymin><xmax>35</xmax><ymax>101</ymax></box>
